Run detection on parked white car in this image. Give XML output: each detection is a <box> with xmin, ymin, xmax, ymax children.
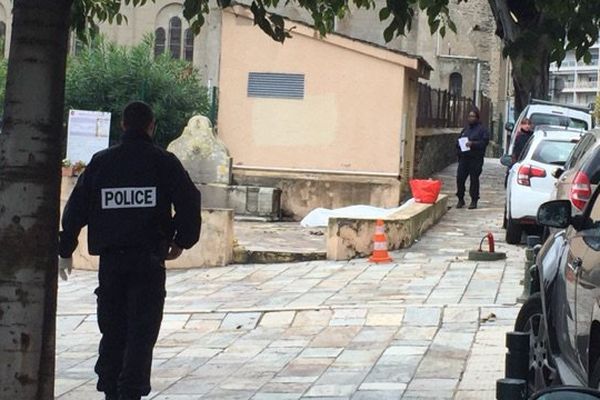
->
<box><xmin>505</xmin><ymin>127</ymin><xmax>582</xmax><ymax>244</ymax></box>
<box><xmin>505</xmin><ymin>100</ymin><xmax>591</xmax><ymax>157</ymax></box>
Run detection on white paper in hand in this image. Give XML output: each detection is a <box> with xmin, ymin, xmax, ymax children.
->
<box><xmin>458</xmin><ymin>137</ymin><xmax>470</xmax><ymax>152</ymax></box>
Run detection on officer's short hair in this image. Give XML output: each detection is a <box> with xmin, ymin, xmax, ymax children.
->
<box><xmin>122</xmin><ymin>101</ymin><xmax>154</xmax><ymax>131</ymax></box>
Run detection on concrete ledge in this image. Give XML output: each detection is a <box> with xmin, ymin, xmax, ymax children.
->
<box><xmin>233</xmin><ymin>168</ymin><xmax>402</xmax><ymax>221</ymax></box>
<box><xmin>326</xmin><ymin>195</ymin><xmax>448</xmax><ymax>260</ymax></box>
<box><xmin>167</xmin><ymin>208</ymin><xmax>234</xmax><ymax>269</ymax></box>
<box><xmin>233</xmin><ymin>248</ymin><xmax>326</xmax><ymax>264</ymax></box>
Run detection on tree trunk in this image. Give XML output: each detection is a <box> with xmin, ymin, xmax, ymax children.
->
<box><xmin>510</xmin><ymin>45</ymin><xmax>551</xmax><ymax>114</ymax></box>
<box><xmin>487</xmin><ymin>0</ymin><xmax>550</xmax><ymax>116</ymax></box>
<box><xmin>0</xmin><ymin>1</ymin><xmax>73</xmax><ymax>399</ymax></box>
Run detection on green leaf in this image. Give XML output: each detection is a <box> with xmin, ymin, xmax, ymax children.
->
<box><xmin>379</xmin><ymin>7</ymin><xmax>390</xmax><ymax>21</ymax></box>
<box><xmin>383</xmin><ymin>22</ymin><xmax>396</xmax><ymax>43</ymax></box>
<box><xmin>447</xmin><ymin>19</ymin><xmax>457</xmax><ymax>33</ymax></box>
<box><xmin>183</xmin><ymin>0</ymin><xmax>201</xmax><ymax>20</ymax></box>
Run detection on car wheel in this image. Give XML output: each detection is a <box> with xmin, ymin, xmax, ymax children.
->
<box><xmin>506</xmin><ymin>216</ymin><xmax>522</xmax><ymax>244</ymax></box>
<box><xmin>515</xmin><ymin>293</ymin><xmax>558</xmax><ymax>395</ymax></box>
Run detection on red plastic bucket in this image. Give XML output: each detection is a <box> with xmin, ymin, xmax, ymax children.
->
<box><xmin>409</xmin><ymin>179</ymin><xmax>442</xmax><ymax>204</ymax></box>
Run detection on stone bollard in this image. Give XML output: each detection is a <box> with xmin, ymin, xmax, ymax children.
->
<box><xmin>496</xmin><ymin>379</ymin><xmax>527</xmax><ymax>400</ymax></box>
<box><xmin>505</xmin><ymin>332</ymin><xmax>530</xmax><ymax>380</ymax></box>
<box><xmin>498</xmin><ymin>331</ymin><xmax>529</xmax><ymax>399</ymax></box>
<box><xmin>517</xmin><ymin>236</ymin><xmax>541</xmax><ymax>303</ymax></box>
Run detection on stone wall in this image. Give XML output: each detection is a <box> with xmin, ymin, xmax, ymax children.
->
<box><xmin>414</xmin><ymin>128</ymin><xmax>502</xmax><ymax>179</ymax></box>
<box><xmin>414</xmin><ymin>128</ymin><xmax>462</xmax><ymax>179</ymax></box>
<box><xmin>326</xmin><ymin>195</ymin><xmax>448</xmax><ymax>260</ymax></box>
<box><xmin>233</xmin><ymin>169</ymin><xmax>402</xmax><ymax>221</ymax></box>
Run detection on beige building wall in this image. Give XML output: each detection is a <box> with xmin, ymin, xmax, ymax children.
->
<box><xmin>219</xmin><ymin>9</ymin><xmax>426</xmax><ymax>176</ymax></box>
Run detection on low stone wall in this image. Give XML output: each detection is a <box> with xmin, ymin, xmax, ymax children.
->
<box><xmin>326</xmin><ymin>195</ymin><xmax>448</xmax><ymax>260</ymax></box>
<box><xmin>167</xmin><ymin>208</ymin><xmax>234</xmax><ymax>269</ymax></box>
<box><xmin>233</xmin><ymin>168</ymin><xmax>402</xmax><ymax>221</ymax></box>
<box><xmin>414</xmin><ymin>128</ymin><xmax>461</xmax><ymax>179</ymax></box>
<box><xmin>414</xmin><ymin>128</ymin><xmax>501</xmax><ymax>178</ymax></box>
<box><xmin>61</xmin><ymin>177</ymin><xmax>234</xmax><ymax>269</ymax></box>
<box><xmin>199</xmin><ymin>183</ymin><xmax>282</xmax><ymax>221</ymax></box>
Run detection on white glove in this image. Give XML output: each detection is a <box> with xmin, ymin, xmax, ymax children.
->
<box><xmin>58</xmin><ymin>257</ymin><xmax>73</xmax><ymax>281</ymax></box>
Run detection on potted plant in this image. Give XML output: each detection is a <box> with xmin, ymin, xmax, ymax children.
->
<box><xmin>61</xmin><ymin>159</ymin><xmax>73</xmax><ymax>177</ymax></box>
<box><xmin>72</xmin><ymin>160</ymin><xmax>86</xmax><ymax>176</ymax></box>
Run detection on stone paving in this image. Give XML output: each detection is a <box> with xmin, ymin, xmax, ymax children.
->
<box><xmin>235</xmin><ymin>221</ymin><xmax>325</xmax><ymax>254</ymax></box>
<box><xmin>55</xmin><ymin>159</ymin><xmax>525</xmax><ymax>399</ymax></box>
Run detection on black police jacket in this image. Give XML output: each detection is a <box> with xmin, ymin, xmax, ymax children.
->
<box><xmin>457</xmin><ymin>122</ymin><xmax>490</xmax><ymax>159</ymax></box>
<box><xmin>59</xmin><ymin>130</ymin><xmax>201</xmax><ymax>258</ymax></box>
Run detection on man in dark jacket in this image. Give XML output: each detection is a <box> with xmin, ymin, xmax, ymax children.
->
<box><xmin>456</xmin><ymin>109</ymin><xmax>490</xmax><ymax>209</ymax></box>
<box><xmin>58</xmin><ymin>102</ymin><xmax>201</xmax><ymax>400</ymax></box>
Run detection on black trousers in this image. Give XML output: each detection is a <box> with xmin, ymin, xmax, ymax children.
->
<box><xmin>456</xmin><ymin>156</ymin><xmax>484</xmax><ymax>201</ymax></box>
<box><xmin>95</xmin><ymin>249</ymin><xmax>166</xmax><ymax>398</ymax></box>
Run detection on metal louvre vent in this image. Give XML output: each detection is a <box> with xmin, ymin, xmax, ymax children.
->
<box><xmin>247</xmin><ymin>72</ymin><xmax>305</xmax><ymax>100</ymax></box>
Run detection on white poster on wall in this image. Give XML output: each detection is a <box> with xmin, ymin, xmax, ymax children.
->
<box><xmin>67</xmin><ymin>109</ymin><xmax>111</xmax><ymax>165</ymax></box>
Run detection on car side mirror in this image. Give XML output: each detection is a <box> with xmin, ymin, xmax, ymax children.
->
<box><xmin>537</xmin><ymin>200</ymin><xmax>572</xmax><ymax>228</ymax></box>
<box><xmin>553</xmin><ymin>168</ymin><xmax>565</xmax><ymax>179</ymax></box>
<box><xmin>500</xmin><ymin>154</ymin><xmax>512</xmax><ymax>167</ymax></box>
<box><xmin>505</xmin><ymin>122</ymin><xmax>515</xmax><ymax>132</ymax></box>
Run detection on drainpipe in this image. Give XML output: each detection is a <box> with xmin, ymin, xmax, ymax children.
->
<box><xmin>475</xmin><ymin>62</ymin><xmax>481</xmax><ymax>108</ymax></box>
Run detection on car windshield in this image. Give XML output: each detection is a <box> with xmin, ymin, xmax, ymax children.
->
<box><xmin>531</xmin><ymin>113</ymin><xmax>588</xmax><ymax>130</ymax></box>
<box><xmin>531</xmin><ymin>140</ymin><xmax>577</xmax><ymax>165</ymax></box>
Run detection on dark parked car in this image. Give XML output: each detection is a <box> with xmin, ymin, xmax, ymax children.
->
<box><xmin>554</xmin><ymin>129</ymin><xmax>600</xmax><ymax>213</ymax></box>
<box><xmin>518</xmin><ymin>186</ymin><xmax>600</xmax><ymax>395</ymax></box>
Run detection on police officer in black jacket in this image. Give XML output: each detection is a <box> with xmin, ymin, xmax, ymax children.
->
<box><xmin>58</xmin><ymin>102</ymin><xmax>201</xmax><ymax>400</ymax></box>
<box><xmin>456</xmin><ymin>109</ymin><xmax>490</xmax><ymax>209</ymax></box>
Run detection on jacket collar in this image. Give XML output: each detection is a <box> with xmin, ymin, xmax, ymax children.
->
<box><xmin>122</xmin><ymin>130</ymin><xmax>153</xmax><ymax>143</ymax></box>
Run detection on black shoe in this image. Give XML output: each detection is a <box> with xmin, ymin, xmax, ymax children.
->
<box><xmin>105</xmin><ymin>393</ymin><xmax>118</xmax><ymax>400</ymax></box>
<box><xmin>456</xmin><ymin>199</ymin><xmax>465</xmax><ymax>209</ymax></box>
<box><xmin>118</xmin><ymin>396</ymin><xmax>141</xmax><ymax>400</ymax></box>
<box><xmin>468</xmin><ymin>201</ymin><xmax>478</xmax><ymax>209</ymax></box>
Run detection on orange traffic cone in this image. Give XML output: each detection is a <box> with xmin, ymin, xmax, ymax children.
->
<box><xmin>369</xmin><ymin>219</ymin><xmax>392</xmax><ymax>263</ymax></box>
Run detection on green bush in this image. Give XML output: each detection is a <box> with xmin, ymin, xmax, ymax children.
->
<box><xmin>64</xmin><ymin>36</ymin><xmax>209</xmax><ymax>148</ymax></box>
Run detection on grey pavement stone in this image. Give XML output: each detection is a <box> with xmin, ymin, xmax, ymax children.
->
<box><xmin>402</xmin><ymin>307</ymin><xmax>442</xmax><ymax>326</ymax></box>
<box><xmin>352</xmin><ymin>390</ymin><xmax>405</xmax><ymax>399</ymax></box>
<box><xmin>359</xmin><ymin>383</ymin><xmax>407</xmax><ymax>391</ymax></box>
<box><xmin>301</xmin><ymin>347</ymin><xmax>344</xmax><ymax>358</ymax></box>
<box><xmin>252</xmin><ymin>394</ymin><xmax>302</xmax><ymax>400</ymax></box>
<box><xmin>365</xmin><ymin>357</ymin><xmax>423</xmax><ymax>383</ymax></box>
<box><xmin>305</xmin><ymin>384</ymin><xmax>357</xmax><ymax>397</ymax></box>
<box><xmin>259</xmin><ymin>311</ymin><xmax>296</xmax><ymax>327</ymax></box>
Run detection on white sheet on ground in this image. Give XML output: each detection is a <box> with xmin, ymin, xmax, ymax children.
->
<box><xmin>300</xmin><ymin>199</ymin><xmax>416</xmax><ymax>228</ymax></box>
